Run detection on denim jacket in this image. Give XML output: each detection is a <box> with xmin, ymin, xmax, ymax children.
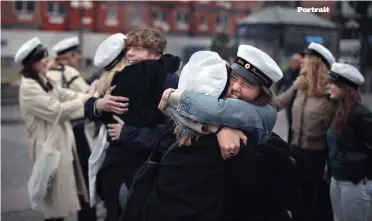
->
<box><xmin>176</xmin><ymin>91</ymin><xmax>277</xmax><ymax>144</ymax></box>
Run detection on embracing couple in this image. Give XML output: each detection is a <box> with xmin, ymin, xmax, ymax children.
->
<box><xmin>92</xmin><ymin>33</ymin><xmax>299</xmax><ymax>220</ymax></box>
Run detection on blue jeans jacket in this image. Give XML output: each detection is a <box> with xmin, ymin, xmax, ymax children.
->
<box><xmin>176</xmin><ymin>91</ymin><xmax>277</xmax><ymax>144</ymax></box>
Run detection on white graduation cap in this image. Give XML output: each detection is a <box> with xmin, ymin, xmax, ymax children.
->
<box><xmin>302</xmin><ymin>42</ymin><xmax>335</xmax><ymax>69</ymax></box>
<box><xmin>14</xmin><ymin>37</ymin><xmax>48</xmax><ymax>65</ymax></box>
<box><xmin>178</xmin><ymin>51</ymin><xmax>228</xmax><ymax>98</ymax></box>
<box><xmin>94</xmin><ymin>33</ymin><xmax>127</xmax><ymax>71</ymax></box>
<box><xmin>231</xmin><ymin>45</ymin><xmax>283</xmax><ymax>88</ymax></box>
<box><xmin>329</xmin><ymin>62</ymin><xmax>365</xmax><ymax>88</ymax></box>
<box><xmin>52</xmin><ymin>36</ymin><xmax>80</xmax><ymax>55</ymax></box>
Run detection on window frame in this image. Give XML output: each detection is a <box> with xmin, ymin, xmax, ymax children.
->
<box><xmin>216</xmin><ymin>14</ymin><xmax>228</xmax><ymax>32</ymax></box>
<box><xmin>13</xmin><ymin>1</ymin><xmax>36</xmax><ymax>16</ymax></box>
<box><xmin>46</xmin><ymin>2</ymin><xmax>66</xmax><ymax>17</ymax></box>
<box><xmin>199</xmin><ymin>14</ymin><xmax>208</xmax><ymax>31</ymax></box>
<box><xmin>105</xmin><ymin>6</ymin><xmax>118</xmax><ymax>26</ymax></box>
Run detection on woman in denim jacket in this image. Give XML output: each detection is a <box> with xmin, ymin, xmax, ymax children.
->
<box><xmin>109</xmin><ymin>57</ymin><xmax>278</xmax><ymax>159</ymax></box>
<box><xmin>142</xmin><ymin>47</ymin><xmax>287</xmax><ymax>221</ymax></box>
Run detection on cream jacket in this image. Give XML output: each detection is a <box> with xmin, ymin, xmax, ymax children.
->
<box><xmin>19</xmin><ymin>76</ymin><xmax>87</xmax><ymax>218</ymax></box>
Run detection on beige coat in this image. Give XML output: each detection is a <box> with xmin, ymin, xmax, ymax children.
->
<box><xmin>19</xmin><ymin>76</ymin><xmax>87</xmax><ymax>218</ymax></box>
<box><xmin>274</xmin><ymin>86</ymin><xmax>336</xmax><ymax>150</ymax></box>
<box><xmin>47</xmin><ymin>65</ymin><xmax>97</xmax><ymax>149</ymax></box>
<box><xmin>47</xmin><ymin>65</ymin><xmax>89</xmax><ymax>93</ymax></box>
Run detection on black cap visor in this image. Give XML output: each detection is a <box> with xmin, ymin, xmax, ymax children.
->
<box><xmin>328</xmin><ymin>71</ymin><xmax>359</xmax><ymax>89</ymax></box>
<box><xmin>104</xmin><ymin>50</ymin><xmax>126</xmax><ymax>71</ymax></box>
<box><xmin>231</xmin><ymin>57</ymin><xmax>273</xmax><ymax>87</ymax></box>
<box><xmin>231</xmin><ymin>63</ymin><xmax>261</xmax><ymax>85</ymax></box>
<box><xmin>56</xmin><ymin>45</ymin><xmax>80</xmax><ymax>55</ymax></box>
<box><xmin>22</xmin><ymin>44</ymin><xmax>48</xmax><ymax>66</ymax></box>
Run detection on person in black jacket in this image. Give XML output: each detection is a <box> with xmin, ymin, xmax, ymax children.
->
<box><xmin>85</xmin><ymin>32</ymin><xmax>180</xmax><ymax>221</ymax></box>
<box><xmin>85</xmin><ymin>29</ymin><xmax>179</xmax><ymax>153</ymax></box>
<box><xmin>142</xmin><ymin>45</ymin><xmax>293</xmax><ymax>221</ymax></box>
<box><xmin>326</xmin><ymin>63</ymin><xmax>372</xmax><ymax>221</ymax></box>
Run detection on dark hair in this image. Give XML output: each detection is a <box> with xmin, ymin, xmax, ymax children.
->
<box><xmin>330</xmin><ymin>82</ymin><xmax>360</xmax><ymax>132</ymax></box>
<box><xmin>20</xmin><ymin>65</ymin><xmax>53</xmax><ymax>92</ymax></box>
<box><xmin>251</xmin><ymin>85</ymin><xmax>273</xmax><ymax>106</ymax></box>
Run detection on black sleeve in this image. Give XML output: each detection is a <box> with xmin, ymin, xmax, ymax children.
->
<box><xmin>160</xmin><ymin>54</ymin><xmax>181</xmax><ymax>74</ymax></box>
<box><xmin>84</xmin><ymin>97</ymin><xmax>102</xmax><ymax>122</ymax></box>
<box><xmin>361</xmin><ymin>110</ymin><xmax>372</xmax><ymax>150</ymax></box>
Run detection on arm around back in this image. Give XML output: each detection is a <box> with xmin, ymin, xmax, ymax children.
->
<box><xmin>19</xmin><ymin>77</ymin><xmax>84</xmax><ymax>123</ymax></box>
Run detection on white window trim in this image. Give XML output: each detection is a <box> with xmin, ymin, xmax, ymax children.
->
<box><xmin>70</xmin><ymin>0</ymin><xmax>92</xmax><ymax>9</ymax></box>
<box><xmin>13</xmin><ymin>1</ymin><xmax>35</xmax><ymax>20</ymax></box>
<box><xmin>198</xmin><ymin>15</ymin><xmax>208</xmax><ymax>31</ymax></box>
<box><xmin>105</xmin><ymin>6</ymin><xmax>118</xmax><ymax>26</ymax></box>
<box><xmin>152</xmin><ymin>9</ymin><xmax>169</xmax><ymax>32</ymax></box>
<box><xmin>175</xmin><ymin>11</ymin><xmax>189</xmax><ymax>30</ymax></box>
<box><xmin>46</xmin><ymin>2</ymin><xmax>66</xmax><ymax>17</ymax></box>
<box><xmin>153</xmin><ymin>9</ymin><xmax>167</xmax><ymax>23</ymax></box>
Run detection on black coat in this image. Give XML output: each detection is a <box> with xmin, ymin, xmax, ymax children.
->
<box><xmin>329</xmin><ymin>102</ymin><xmax>372</xmax><ymax>183</ymax></box>
<box><xmin>143</xmin><ymin>132</ymin><xmax>292</xmax><ymax>221</ymax></box>
<box><xmin>97</xmin><ymin>54</ymin><xmax>180</xmax><ymax>176</ymax></box>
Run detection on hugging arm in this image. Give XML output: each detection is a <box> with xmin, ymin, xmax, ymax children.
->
<box><xmin>119</xmin><ymin>124</ymin><xmax>167</xmax><ymax>150</ymax></box>
<box><xmin>172</xmin><ymin>91</ymin><xmax>277</xmax><ymax>144</ymax></box>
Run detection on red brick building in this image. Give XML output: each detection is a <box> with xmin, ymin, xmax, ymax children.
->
<box><xmin>0</xmin><ymin>1</ymin><xmax>261</xmax><ymax>36</ymax></box>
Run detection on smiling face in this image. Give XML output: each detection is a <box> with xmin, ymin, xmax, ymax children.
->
<box><xmin>32</xmin><ymin>57</ymin><xmax>48</xmax><ymax>74</ymax></box>
<box><xmin>226</xmin><ymin>72</ymin><xmax>261</xmax><ymax>102</ymax></box>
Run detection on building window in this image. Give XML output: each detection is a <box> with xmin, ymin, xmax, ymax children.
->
<box><xmin>13</xmin><ymin>1</ymin><xmax>36</xmax><ymax>15</ymax></box>
<box><xmin>216</xmin><ymin>15</ymin><xmax>228</xmax><ymax>32</ymax></box>
<box><xmin>131</xmin><ymin>6</ymin><xmax>141</xmax><ymax>25</ymax></box>
<box><xmin>175</xmin><ymin>10</ymin><xmax>189</xmax><ymax>30</ymax></box>
<box><xmin>106</xmin><ymin>6</ymin><xmax>117</xmax><ymax>26</ymax></box>
<box><xmin>70</xmin><ymin>0</ymin><xmax>92</xmax><ymax>9</ymax></box>
<box><xmin>152</xmin><ymin>9</ymin><xmax>169</xmax><ymax>32</ymax></box>
<box><xmin>152</xmin><ymin>10</ymin><xmax>168</xmax><ymax>22</ymax></box>
<box><xmin>46</xmin><ymin>2</ymin><xmax>66</xmax><ymax>17</ymax></box>
<box><xmin>176</xmin><ymin>11</ymin><xmax>189</xmax><ymax>24</ymax></box>
<box><xmin>199</xmin><ymin>14</ymin><xmax>208</xmax><ymax>31</ymax></box>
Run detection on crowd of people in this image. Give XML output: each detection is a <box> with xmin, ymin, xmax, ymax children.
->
<box><xmin>14</xmin><ymin>27</ymin><xmax>372</xmax><ymax>221</ymax></box>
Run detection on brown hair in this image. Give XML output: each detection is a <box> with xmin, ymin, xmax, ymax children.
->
<box><xmin>252</xmin><ymin>85</ymin><xmax>273</xmax><ymax>106</ymax></box>
<box><xmin>125</xmin><ymin>28</ymin><xmax>167</xmax><ymax>56</ymax></box>
<box><xmin>293</xmin><ymin>55</ymin><xmax>329</xmax><ymax>96</ymax></box>
<box><xmin>330</xmin><ymin>83</ymin><xmax>360</xmax><ymax>132</ymax></box>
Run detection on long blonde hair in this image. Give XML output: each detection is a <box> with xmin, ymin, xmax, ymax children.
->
<box><xmin>96</xmin><ymin>59</ymin><xmax>128</xmax><ymax>97</ymax></box>
<box><xmin>293</xmin><ymin>55</ymin><xmax>329</xmax><ymax>96</ymax></box>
